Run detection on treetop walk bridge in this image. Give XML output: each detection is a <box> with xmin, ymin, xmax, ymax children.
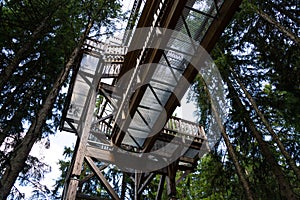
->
<box><xmin>60</xmin><ymin>0</ymin><xmax>242</xmax><ymax>199</ymax></box>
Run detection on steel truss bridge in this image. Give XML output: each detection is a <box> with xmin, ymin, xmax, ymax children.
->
<box><xmin>60</xmin><ymin>0</ymin><xmax>242</xmax><ymax>199</ymax></box>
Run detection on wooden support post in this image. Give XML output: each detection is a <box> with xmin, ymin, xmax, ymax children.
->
<box><xmin>166</xmin><ymin>161</ymin><xmax>179</xmax><ymax>200</ymax></box>
<box><xmin>63</xmin><ymin>83</ymin><xmax>98</xmax><ymax>200</ymax></box>
<box><xmin>63</xmin><ymin>137</ymin><xmax>88</xmax><ymax>199</ymax></box>
<box><xmin>78</xmin><ymin>164</ymin><xmax>108</xmax><ymax>188</ymax></box>
<box><xmin>134</xmin><ymin>171</ymin><xmax>142</xmax><ymax>200</ymax></box>
<box><xmin>121</xmin><ymin>172</ymin><xmax>127</xmax><ymax>200</ymax></box>
<box><xmin>61</xmin><ymin>137</ymin><xmax>80</xmax><ymax>199</ymax></box>
<box><xmin>176</xmin><ymin>170</ymin><xmax>191</xmax><ymax>185</ymax></box>
<box><xmin>138</xmin><ymin>173</ymin><xmax>155</xmax><ymax>195</ymax></box>
<box><xmin>155</xmin><ymin>175</ymin><xmax>166</xmax><ymax>200</ymax></box>
<box><xmin>85</xmin><ymin>157</ymin><xmax>121</xmax><ymax>200</ymax></box>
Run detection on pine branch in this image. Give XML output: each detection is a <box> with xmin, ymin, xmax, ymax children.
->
<box><xmin>230</xmin><ymin>68</ymin><xmax>300</xmax><ymax>181</ymax></box>
<box><xmin>252</xmin><ymin>5</ymin><xmax>300</xmax><ymax>46</ymax></box>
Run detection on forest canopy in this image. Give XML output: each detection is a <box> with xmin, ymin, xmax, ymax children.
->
<box><xmin>0</xmin><ymin>0</ymin><xmax>299</xmax><ymax>199</ymax></box>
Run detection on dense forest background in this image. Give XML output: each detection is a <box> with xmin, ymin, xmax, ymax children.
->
<box><xmin>0</xmin><ymin>0</ymin><xmax>299</xmax><ymax>199</ymax></box>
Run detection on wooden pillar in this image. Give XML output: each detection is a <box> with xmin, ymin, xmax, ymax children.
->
<box><xmin>166</xmin><ymin>161</ymin><xmax>179</xmax><ymax>200</ymax></box>
<box><xmin>63</xmin><ymin>88</ymin><xmax>97</xmax><ymax>200</ymax></box>
<box><xmin>138</xmin><ymin>173</ymin><xmax>155</xmax><ymax>195</ymax></box>
<box><xmin>134</xmin><ymin>171</ymin><xmax>142</xmax><ymax>200</ymax></box>
<box><xmin>121</xmin><ymin>172</ymin><xmax>126</xmax><ymax>200</ymax></box>
<box><xmin>85</xmin><ymin>157</ymin><xmax>121</xmax><ymax>200</ymax></box>
<box><xmin>155</xmin><ymin>174</ymin><xmax>166</xmax><ymax>200</ymax></box>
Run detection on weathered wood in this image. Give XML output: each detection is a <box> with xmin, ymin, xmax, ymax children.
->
<box><xmin>138</xmin><ymin>173</ymin><xmax>156</xmax><ymax>195</ymax></box>
<box><xmin>121</xmin><ymin>172</ymin><xmax>127</xmax><ymax>199</ymax></box>
<box><xmin>175</xmin><ymin>170</ymin><xmax>191</xmax><ymax>185</ymax></box>
<box><xmin>78</xmin><ymin>164</ymin><xmax>108</xmax><ymax>186</ymax></box>
<box><xmin>85</xmin><ymin>156</ymin><xmax>121</xmax><ymax>200</ymax></box>
<box><xmin>134</xmin><ymin>172</ymin><xmax>141</xmax><ymax>200</ymax></box>
<box><xmin>63</xmin><ymin>104</ymin><xmax>96</xmax><ymax>199</ymax></box>
<box><xmin>155</xmin><ymin>175</ymin><xmax>166</xmax><ymax>200</ymax></box>
<box><xmin>166</xmin><ymin>161</ymin><xmax>179</xmax><ymax>199</ymax></box>
<box><xmin>85</xmin><ymin>145</ymin><xmax>115</xmax><ymax>163</ymax></box>
<box><xmin>63</xmin><ymin>65</ymin><xmax>99</xmax><ymax>199</ymax></box>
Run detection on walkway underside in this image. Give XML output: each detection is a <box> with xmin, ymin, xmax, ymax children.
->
<box><xmin>60</xmin><ymin>0</ymin><xmax>242</xmax><ymax>199</ymax></box>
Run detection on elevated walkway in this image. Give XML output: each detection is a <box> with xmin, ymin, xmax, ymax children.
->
<box><xmin>61</xmin><ymin>0</ymin><xmax>242</xmax><ymax>199</ymax></box>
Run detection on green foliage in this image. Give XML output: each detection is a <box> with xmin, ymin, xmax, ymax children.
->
<box><xmin>0</xmin><ymin>0</ymin><xmax>122</xmax><ymax>198</ymax></box>
<box><xmin>189</xmin><ymin>75</ymin><xmax>211</xmax><ymax>127</ymax></box>
<box><xmin>175</xmin><ymin>154</ymin><xmax>243</xmax><ymax>199</ymax></box>
<box><xmin>188</xmin><ymin>0</ymin><xmax>300</xmax><ymax>198</ymax></box>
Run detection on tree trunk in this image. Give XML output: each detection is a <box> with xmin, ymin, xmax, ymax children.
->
<box><xmin>231</xmin><ymin>69</ymin><xmax>300</xmax><ymax>181</ymax></box>
<box><xmin>0</xmin><ymin>19</ymin><xmax>93</xmax><ymax>200</ymax></box>
<box><xmin>269</xmin><ymin>2</ymin><xmax>300</xmax><ymax>25</ymax></box>
<box><xmin>224</xmin><ymin>74</ymin><xmax>297</xmax><ymax>200</ymax></box>
<box><xmin>210</xmin><ymin>99</ymin><xmax>254</xmax><ymax>200</ymax></box>
<box><xmin>201</xmin><ymin>74</ymin><xmax>254</xmax><ymax>200</ymax></box>
<box><xmin>252</xmin><ymin>6</ymin><xmax>300</xmax><ymax>46</ymax></box>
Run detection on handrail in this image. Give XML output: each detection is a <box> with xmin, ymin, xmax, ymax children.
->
<box><xmin>90</xmin><ymin>114</ymin><xmax>206</xmax><ymax>147</ymax></box>
<box><xmin>165</xmin><ymin>116</ymin><xmax>206</xmax><ymax>139</ymax></box>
